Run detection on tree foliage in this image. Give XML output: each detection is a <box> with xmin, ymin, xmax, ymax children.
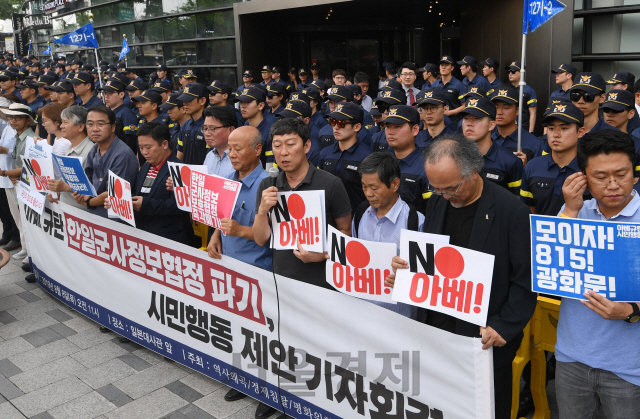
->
<box><xmin>0</xmin><ymin>0</ymin><xmax>22</xmax><ymax>21</ymax></box>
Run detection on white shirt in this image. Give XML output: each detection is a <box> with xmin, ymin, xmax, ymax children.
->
<box><xmin>361</xmin><ymin>95</ymin><xmax>373</xmax><ymax>112</ymax></box>
<box><xmin>0</xmin><ymin>122</ymin><xmax>16</xmax><ymax>188</ymax></box>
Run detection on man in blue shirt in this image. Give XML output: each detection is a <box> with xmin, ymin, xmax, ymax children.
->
<box><xmin>506</xmin><ymin>61</ymin><xmax>537</xmax><ymax>132</ymax></box>
<box><xmin>418</xmin><ymin>63</ymin><xmax>440</xmax><ymax>92</ymax></box>
<box><xmin>16</xmin><ymin>80</ymin><xmax>44</xmax><ymax>114</ymax></box>
<box><xmin>160</xmin><ymin>92</ymin><xmax>187</xmax><ymax>153</ymax></box>
<box><xmin>176</xmin><ymin>83</ymin><xmax>208</xmax><ymax>164</ymax></box>
<box><xmin>459</xmin><ymin>56</ymin><xmax>491</xmax><ymax>93</ymax></box>
<box><xmin>490</xmin><ymin>85</ymin><xmax>542</xmax><ymax>165</ymax></box>
<box><xmin>570</xmin><ymin>72</ymin><xmax>618</xmax><ymax>135</ymax></box>
<box><xmin>259</xmin><ymin>65</ymin><xmax>276</xmax><ymax>86</ymax></box>
<box><xmin>431</xmin><ymin>55</ymin><xmax>465</xmax><ymax>118</ymax></box>
<box><xmin>482</xmin><ymin>57</ymin><xmax>502</xmax><ymax>89</ymax></box>
<box><xmin>202</xmin><ymin>106</ymin><xmax>236</xmax><ymax>178</ymax></box>
<box><xmin>550</xmin><ymin>63</ymin><xmax>576</xmax><ymax>100</ymax></box>
<box><xmin>236</xmin><ymin>70</ymin><xmax>254</xmax><ymax>96</ymax></box>
<box><xmin>556</xmin><ymin>129</ymin><xmax>640</xmax><ymax>419</ymax></box>
<box><xmin>207</xmin><ymin>80</ymin><xmax>244</xmax><ymax>127</ymax></box>
<box><xmin>103</xmin><ymin>79</ymin><xmax>138</xmax><ymax>155</ymax></box>
<box><xmin>319</xmin><ymin>102</ymin><xmax>370</xmax><ymax>212</ymax></box>
<box><xmin>353</xmin><ymin>152</ymin><xmax>424</xmax><ymax>319</ymax></box>
<box><xmin>461</xmin><ymin>97</ymin><xmax>524</xmax><ymax>195</ymax></box>
<box><xmin>70</xmin><ymin>72</ymin><xmax>102</xmax><ymax>109</ymax></box>
<box><xmin>370</xmin><ymin>89</ymin><xmax>406</xmax><ymax>152</ymax></box>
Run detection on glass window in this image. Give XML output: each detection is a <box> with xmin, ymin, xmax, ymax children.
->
<box><xmin>53</xmin><ymin>15</ymin><xmax>78</xmax><ymax>35</ymax></box>
<box><xmin>95</xmin><ymin>27</ymin><xmax>113</xmax><ymax>46</ymax></box>
<box><xmin>590</xmin><ymin>13</ymin><xmax>640</xmax><ymax>54</ymax></box>
<box><xmin>135</xmin><ymin>20</ymin><xmax>163</xmax><ymax>43</ymax></box>
<box><xmin>134</xmin><ymin>0</ymin><xmax>162</xmax><ymax>19</ymax></box>
<box><xmin>197</xmin><ymin>39</ymin><xmax>235</xmax><ymax>65</ymax></box>
<box><xmin>163</xmin><ymin>15</ymin><xmax>196</xmax><ymax>41</ymax></box>
<box><xmin>572</xmin><ymin>18</ymin><xmax>583</xmax><ymax>55</ymax></box>
<box><xmin>113</xmin><ymin>1</ymin><xmax>135</xmax><ymax>22</ymax></box>
<box><xmin>98</xmin><ymin>48</ymin><xmax>114</xmax><ymax>63</ymax></box>
<box><xmin>589</xmin><ymin>0</ymin><xmax>640</xmax><ymax>7</ymax></box>
<box><xmin>164</xmin><ymin>42</ymin><xmax>197</xmax><ymax>66</ymax></box>
<box><xmin>92</xmin><ymin>5</ymin><xmax>112</xmax><ymax>26</ymax></box>
<box><xmin>197</xmin><ymin>0</ymin><xmax>237</xmax><ymax>10</ymax></box>
<box><xmin>164</xmin><ymin>0</ymin><xmax>196</xmax><ymax>14</ymax></box>
<box><xmin>196</xmin><ymin>9</ymin><xmax>234</xmax><ymax>38</ymax></box>
<box><xmin>136</xmin><ymin>44</ymin><xmax>164</xmax><ymax>66</ymax></box>
<box><xmin>208</xmin><ymin>67</ymin><xmax>237</xmax><ymax>89</ymax></box>
<box><xmin>574</xmin><ymin>0</ymin><xmax>583</xmax><ymax>10</ymax></box>
<box><xmin>113</xmin><ymin>24</ymin><xmax>135</xmax><ymax>45</ymax></box>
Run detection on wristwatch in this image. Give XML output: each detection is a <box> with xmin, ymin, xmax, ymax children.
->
<box><xmin>625</xmin><ymin>303</ymin><xmax>640</xmax><ymax>323</ymax></box>
<box><xmin>86</xmin><ymin>196</ymin><xmax>94</xmax><ymax>210</ymax></box>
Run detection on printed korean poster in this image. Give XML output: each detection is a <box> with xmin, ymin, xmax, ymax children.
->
<box><xmin>269</xmin><ymin>191</ymin><xmax>325</xmax><ymax>252</ymax></box>
<box><xmin>107</xmin><ymin>170</ymin><xmax>136</xmax><ymax>227</ymax></box>
<box><xmin>167</xmin><ymin>162</ymin><xmax>207</xmax><ymax>212</ymax></box>
<box><xmin>190</xmin><ymin>171</ymin><xmax>241</xmax><ymax>230</ymax></box>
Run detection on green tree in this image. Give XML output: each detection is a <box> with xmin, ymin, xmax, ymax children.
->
<box><xmin>0</xmin><ymin>0</ymin><xmax>22</xmax><ymax>21</ymax></box>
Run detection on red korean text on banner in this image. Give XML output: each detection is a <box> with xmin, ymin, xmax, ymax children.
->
<box><xmin>107</xmin><ymin>170</ymin><xmax>136</xmax><ymax>227</ymax></box>
<box><xmin>269</xmin><ymin>191</ymin><xmax>325</xmax><ymax>252</ymax></box>
<box><xmin>167</xmin><ymin>162</ymin><xmax>207</xmax><ymax>212</ymax></box>
<box><xmin>189</xmin><ymin>171</ymin><xmax>241</xmax><ymax>230</ymax></box>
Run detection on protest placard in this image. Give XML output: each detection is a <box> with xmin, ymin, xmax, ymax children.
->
<box><xmin>326</xmin><ymin>225</ymin><xmax>396</xmax><ymax>302</ymax></box>
<box><xmin>17</xmin><ymin>138</ymin><xmax>53</xmax><ymax>213</ymax></box>
<box><xmin>107</xmin><ymin>170</ymin><xmax>135</xmax><ymax>227</ymax></box>
<box><xmin>52</xmin><ymin>155</ymin><xmax>96</xmax><ymax>196</ymax></box>
<box><xmin>23</xmin><ymin>157</ymin><xmax>55</xmax><ymax>194</ymax></box>
<box><xmin>392</xmin><ymin>230</ymin><xmax>495</xmax><ymax>326</ymax></box>
<box><xmin>167</xmin><ymin>162</ymin><xmax>207</xmax><ymax>212</ymax></box>
<box><xmin>531</xmin><ymin>214</ymin><xmax>640</xmax><ymax>301</ymax></box>
<box><xmin>269</xmin><ymin>191</ymin><xmax>325</xmax><ymax>252</ymax></box>
<box><xmin>190</xmin><ymin>171</ymin><xmax>241</xmax><ymax>229</ymax></box>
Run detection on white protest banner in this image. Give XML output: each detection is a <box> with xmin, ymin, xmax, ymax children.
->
<box><xmin>269</xmin><ymin>191</ymin><xmax>325</xmax><ymax>252</ymax></box>
<box><xmin>392</xmin><ymin>230</ymin><xmax>495</xmax><ymax>326</ymax></box>
<box><xmin>17</xmin><ymin>138</ymin><xmax>53</xmax><ymax>213</ymax></box>
<box><xmin>52</xmin><ymin>155</ymin><xmax>97</xmax><ymax>196</ymax></box>
<box><xmin>17</xmin><ymin>180</ymin><xmax>46</xmax><ymax>214</ymax></box>
<box><xmin>167</xmin><ymin>162</ymin><xmax>207</xmax><ymax>212</ymax></box>
<box><xmin>107</xmin><ymin>170</ymin><xmax>135</xmax><ymax>227</ymax></box>
<box><xmin>190</xmin><ymin>171</ymin><xmax>241</xmax><ymax>230</ymax></box>
<box><xmin>23</xmin><ymin>157</ymin><xmax>55</xmax><ymax>194</ymax></box>
<box><xmin>23</xmin><ymin>200</ymin><xmax>495</xmax><ymax>419</ymax></box>
<box><xmin>326</xmin><ymin>225</ymin><xmax>396</xmax><ymax>302</ymax></box>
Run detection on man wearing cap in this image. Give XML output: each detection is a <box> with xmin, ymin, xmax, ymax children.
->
<box><xmin>265</xmin><ymin>83</ymin><xmax>287</xmax><ymax>123</ymax></box>
<box><xmin>103</xmin><ymin>80</ymin><xmax>138</xmax><ymax>155</ymax></box>
<box><xmin>237</xmin><ymin>70</ymin><xmax>254</xmax><ymax>96</ymax></box>
<box><xmin>607</xmin><ymin>72</ymin><xmax>640</xmax><ymax>133</ymax></box>
<box><xmin>16</xmin><ymin>80</ymin><xmax>44</xmax><ymax>114</ymax></box>
<box><xmin>550</xmin><ymin>63</ymin><xmax>576</xmax><ymax>100</ymax></box>
<box><xmin>156</xmin><ymin>65</ymin><xmax>168</xmax><ymax>82</ymax></box>
<box><xmin>207</xmin><ymin>80</ymin><xmax>243</xmax><ymax>126</ymax></box>
<box><xmin>317</xmin><ymin>85</ymin><xmax>371</xmax><ymax>149</ymax></box>
<box><xmin>415</xmin><ymin>90</ymin><xmax>456</xmax><ymax>148</ymax></box>
<box><xmin>490</xmin><ymin>85</ymin><xmax>542</xmax><ymax>165</ymax></box>
<box><xmin>70</xmin><ymin>59</ymin><xmax>83</xmax><ymax>73</ymax></box>
<box><xmin>54</xmin><ymin>63</ymin><xmax>65</xmax><ymax>80</ymax></box>
<box><xmin>150</xmin><ymin>79</ymin><xmax>173</xmax><ymax>120</ymax></box>
<box><xmin>570</xmin><ymin>72</ymin><xmax>616</xmax><ymax>135</ymax></box>
<box><xmin>177</xmin><ymin>69</ymin><xmax>197</xmax><ymax>91</ymax></box>
<box><xmin>310</xmin><ymin>61</ymin><xmax>322</xmax><ymax>83</ymax></box>
<box><xmin>298</xmin><ymin>68</ymin><xmax>311</xmax><ymax>89</ymax></box>
<box><xmin>481</xmin><ymin>58</ymin><xmax>501</xmax><ymax>89</ymax></box>
<box><xmin>506</xmin><ymin>61</ymin><xmax>538</xmax><ymax>132</ymax></box>
<box><xmin>287</xmin><ymin>67</ymin><xmax>298</xmax><ymax>91</ymax></box>
<box><xmin>200</xmin><ymin>106</ymin><xmax>237</xmax><ymax>179</ymax></box>
<box><xmin>319</xmin><ymin>102</ymin><xmax>370</xmax><ymax>212</ymax></box>
<box><xmin>47</xmin><ymin>80</ymin><xmax>77</xmax><ymax>108</ymax></box>
<box><xmin>385</xmin><ymin>104</ymin><xmax>430</xmax><ymax>213</ymax></box>
<box><xmin>397</xmin><ymin>62</ymin><xmax>420</xmax><ymax>107</ymax></box>
<box><xmin>419</xmin><ymin>63</ymin><xmax>440</xmax><ymax>91</ymax></box>
<box><xmin>603</xmin><ymin>89</ymin><xmax>640</xmax><ymax>152</ymax></box>
<box><xmin>126</xmin><ymin>78</ymin><xmax>148</xmax><ymax>113</ymax></box>
<box><xmin>431</xmin><ymin>56</ymin><xmax>466</xmax><ymax>117</ymax></box>
<box><xmin>346</xmin><ymin>84</ymin><xmax>374</xmax><ymax>128</ymax></box>
<box><xmin>276</xmin><ymin>100</ymin><xmax>321</xmax><ymax>166</ymax></box>
<box><xmin>459</xmin><ymin>56</ymin><xmax>491</xmax><ymax>93</ymax></box>
<box><xmin>259</xmin><ymin>65</ymin><xmax>275</xmax><ymax>86</ymax></box>
<box><xmin>295</xmin><ymin>87</ymin><xmax>328</xmax><ymax>149</ymax></box>
<box><xmin>370</xmin><ymin>89</ymin><xmax>406</xmax><ymax>152</ymax></box>
<box><xmin>176</xmin><ymin>83</ymin><xmax>208</xmax><ymax>165</ymax></box>
<box><xmin>70</xmin><ymin>72</ymin><xmax>102</xmax><ymax>109</ymax></box>
<box><xmin>271</xmin><ymin>66</ymin><xmax>292</xmax><ymax>93</ymax></box>
<box><xmin>461</xmin><ymin>97</ymin><xmax>524</xmax><ymax>195</ymax></box>
<box><xmin>0</xmin><ymin>71</ymin><xmax>21</xmax><ymax>100</ymax></box>
<box><xmin>237</xmin><ymin>86</ymin><xmax>274</xmax><ymax>167</ymax></box>
<box><xmin>33</xmin><ymin>74</ymin><xmax>56</xmax><ymax>105</ymax></box>
<box><xmin>133</xmin><ymin>90</ymin><xmax>168</xmax><ymax>164</ymax></box>
<box><xmin>159</xmin><ymin>92</ymin><xmax>187</xmax><ymax>153</ymax></box>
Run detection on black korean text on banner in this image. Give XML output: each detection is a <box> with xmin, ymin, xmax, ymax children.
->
<box><xmin>326</xmin><ymin>225</ymin><xmax>396</xmax><ymax>302</ymax></box>
<box><xmin>392</xmin><ymin>230</ymin><xmax>495</xmax><ymax>326</ymax></box>
<box><xmin>269</xmin><ymin>191</ymin><xmax>325</xmax><ymax>252</ymax></box>
<box><xmin>167</xmin><ymin>162</ymin><xmax>207</xmax><ymax>212</ymax></box>
<box><xmin>107</xmin><ymin>170</ymin><xmax>136</xmax><ymax>227</ymax></box>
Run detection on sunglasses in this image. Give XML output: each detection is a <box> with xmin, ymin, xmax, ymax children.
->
<box><xmin>508</xmin><ymin>70</ymin><xmax>518</xmax><ymax>74</ymax></box>
<box><xmin>328</xmin><ymin>118</ymin><xmax>354</xmax><ymax>128</ymax></box>
<box><xmin>570</xmin><ymin>91</ymin><xmax>597</xmax><ymax>103</ymax></box>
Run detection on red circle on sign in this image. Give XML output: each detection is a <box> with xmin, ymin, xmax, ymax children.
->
<box><xmin>434</xmin><ymin>247</ymin><xmax>465</xmax><ymax>278</ymax></box>
<box><xmin>32</xmin><ymin>159</ymin><xmax>41</xmax><ymax>176</ymax></box>
<box><xmin>346</xmin><ymin>240</ymin><xmax>370</xmax><ymax>269</ymax></box>
<box><xmin>180</xmin><ymin>166</ymin><xmax>191</xmax><ymax>184</ymax></box>
<box><xmin>473</xmin><ymin>307</ymin><xmax>481</xmax><ymax>313</ymax></box>
<box><xmin>287</xmin><ymin>193</ymin><xmax>306</xmax><ymax>219</ymax></box>
<box><xmin>114</xmin><ymin>179</ymin><xmax>123</xmax><ymax>199</ymax></box>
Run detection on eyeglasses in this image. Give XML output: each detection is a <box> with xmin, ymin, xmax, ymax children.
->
<box><xmin>602</xmin><ymin>107</ymin><xmax>626</xmax><ymax>114</ymax></box>
<box><xmin>427</xmin><ymin>178</ymin><xmax>465</xmax><ymax>198</ymax></box>
<box><xmin>589</xmin><ymin>174</ymin><xmax>634</xmax><ymax>188</ymax></box>
<box><xmin>201</xmin><ymin>125</ymin><xmax>230</xmax><ymax>134</ymax></box>
<box><xmin>328</xmin><ymin>118</ymin><xmax>354</xmax><ymax>128</ymax></box>
<box><xmin>7</xmin><ymin>116</ymin><xmax>26</xmax><ymax>121</ymax></box>
<box><xmin>400</xmin><ymin>73</ymin><xmax>416</xmax><ymax>77</ymax></box>
<box><xmin>570</xmin><ymin>91</ymin><xmax>597</xmax><ymax>103</ymax></box>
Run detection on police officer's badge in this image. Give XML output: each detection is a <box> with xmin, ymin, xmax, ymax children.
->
<box><xmin>426</xmin><ymin>91</ymin><xmax>433</xmax><ymax>97</ymax></box>
<box><xmin>470</xmin><ymin>87</ymin><xmax>478</xmax><ymax>93</ymax></box>
<box><xmin>383</xmin><ymin>91</ymin><xmax>392</xmax><ymax>98</ymax></box>
<box><xmin>184</xmin><ymin>87</ymin><xmax>190</xmax><ymax>94</ymax></box>
<box><xmin>555</xmin><ymin>105</ymin><xmax>567</xmax><ymax>113</ymax></box>
<box><xmin>243</xmin><ymin>89</ymin><xmax>249</xmax><ymax>95</ymax></box>
<box><xmin>336</xmin><ymin>104</ymin><xmax>344</xmax><ymax>112</ymax></box>
<box><xmin>291</xmin><ymin>94</ymin><xmax>299</xmax><ymax>100</ymax></box>
<box><xmin>286</xmin><ymin>103</ymin><xmax>293</xmax><ymax>110</ymax></box>
<box><xmin>609</xmin><ymin>92</ymin><xmax>618</xmax><ymax>100</ymax></box>
<box><xmin>580</xmin><ymin>75</ymin><xmax>591</xmax><ymax>84</ymax></box>
<box><xmin>389</xmin><ymin>108</ymin><xmax>398</xmax><ymax>116</ymax></box>
<box><xmin>468</xmin><ymin>99</ymin><xmax>479</xmax><ymax>107</ymax></box>
<box><xmin>498</xmin><ymin>90</ymin><xmax>508</xmax><ymax>97</ymax></box>
<box><xmin>302</xmin><ymin>90</ymin><xmax>307</xmax><ymax>94</ymax></box>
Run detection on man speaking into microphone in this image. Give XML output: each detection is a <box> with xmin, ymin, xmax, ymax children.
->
<box><xmin>253</xmin><ymin>118</ymin><xmax>352</xmax><ymax>289</ymax></box>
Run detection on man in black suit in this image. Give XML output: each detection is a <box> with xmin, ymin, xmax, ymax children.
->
<box><xmin>129</xmin><ymin>122</ymin><xmax>195</xmax><ymax>246</ymax></box>
<box><xmin>390</xmin><ymin>134</ymin><xmax>536</xmax><ymax>419</ymax></box>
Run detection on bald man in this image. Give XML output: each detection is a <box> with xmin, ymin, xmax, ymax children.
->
<box><xmin>207</xmin><ymin>126</ymin><xmax>274</xmax><ymax>409</ymax></box>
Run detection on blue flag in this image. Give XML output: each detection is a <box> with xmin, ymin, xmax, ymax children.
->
<box><xmin>119</xmin><ymin>37</ymin><xmax>130</xmax><ymax>61</ymax></box>
<box><xmin>53</xmin><ymin>23</ymin><xmax>99</xmax><ymax>49</ymax></box>
<box><xmin>42</xmin><ymin>44</ymin><xmax>51</xmax><ymax>55</ymax></box>
<box><xmin>523</xmin><ymin>0</ymin><xmax>566</xmax><ymax>34</ymax></box>
<box><xmin>28</xmin><ymin>42</ymin><xmax>32</xmax><ymax>52</ymax></box>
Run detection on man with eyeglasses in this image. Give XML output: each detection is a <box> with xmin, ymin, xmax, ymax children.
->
<box><xmin>332</xmin><ymin>69</ymin><xmax>347</xmax><ymax>87</ymax></box>
<box><xmin>397</xmin><ymin>62</ymin><xmax>420</xmax><ymax>107</ymax></box>
<box><xmin>72</xmin><ymin>105</ymin><xmax>138</xmax><ymax>218</ymax></box>
<box><xmin>415</xmin><ymin>90</ymin><xmax>456</xmax><ymax>148</ymax></box>
<box><xmin>385</xmin><ymin>105</ymin><xmax>430</xmax><ymax>213</ymax></box>
<box><xmin>570</xmin><ymin>72</ymin><xmax>616</xmax><ymax>135</ymax></box>
<box><xmin>176</xmin><ymin>83</ymin><xmax>209</xmax><ymax>165</ymax></box>
<box><xmin>506</xmin><ymin>61</ymin><xmax>537</xmax><ymax>132</ymax></box>
<box><xmin>461</xmin><ymin>97</ymin><xmax>524</xmax><ymax>196</ymax></box>
<box><xmin>202</xmin><ymin>106</ymin><xmax>237</xmax><ymax>178</ymax></box>
<box><xmin>555</xmin><ymin>129</ymin><xmax>640</xmax><ymax>419</ymax></box>
<box><xmin>390</xmin><ymin>134</ymin><xmax>535</xmax><ymax>419</ymax></box>
<box><xmin>319</xmin><ymin>102</ymin><xmax>370</xmax><ymax>212</ymax></box>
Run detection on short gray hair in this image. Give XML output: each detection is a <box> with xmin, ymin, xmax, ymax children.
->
<box><xmin>424</xmin><ymin>134</ymin><xmax>484</xmax><ymax>178</ymax></box>
<box><xmin>60</xmin><ymin>106</ymin><xmax>88</xmax><ymax>127</ymax></box>
<box><xmin>249</xmin><ymin>130</ymin><xmax>262</xmax><ymax>150</ymax></box>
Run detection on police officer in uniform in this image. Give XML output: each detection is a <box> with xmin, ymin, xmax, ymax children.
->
<box><xmin>207</xmin><ymin>80</ymin><xmax>244</xmax><ymax>127</ymax></box>
<box><xmin>415</xmin><ymin>90</ymin><xmax>457</xmax><ymax>148</ymax></box>
<box><xmin>159</xmin><ymin>92</ymin><xmax>187</xmax><ymax>153</ymax></box>
<box><xmin>126</xmin><ymin>78</ymin><xmax>148</xmax><ymax>119</ymax></box>
<box><xmin>482</xmin><ymin>58</ymin><xmax>501</xmax><ymax>89</ymax></box>
<box><xmin>16</xmin><ymin>80</ymin><xmax>45</xmax><ymax>113</ymax></box>
<box><xmin>69</xmin><ymin>72</ymin><xmax>103</xmax><ymax>109</ymax></box>
<box><xmin>151</xmin><ymin>79</ymin><xmax>173</xmax><ymax>119</ymax></box>
<box><xmin>431</xmin><ymin>55</ymin><xmax>466</xmax><ymax>118</ymax></box>
<box><xmin>550</xmin><ymin>63</ymin><xmax>576</xmax><ymax>100</ymax></box>
<box><xmin>102</xmin><ymin>79</ymin><xmax>139</xmax><ymax>155</ymax></box>
<box><xmin>298</xmin><ymin>68</ymin><xmax>311</xmax><ymax>89</ymax></box>
<box><xmin>570</xmin><ymin>72</ymin><xmax>617</xmax><ymax>134</ymax></box>
<box><xmin>607</xmin><ymin>72</ymin><xmax>640</xmax><ymax>133</ymax></box>
<box><xmin>370</xmin><ymin>89</ymin><xmax>406</xmax><ymax>152</ymax></box>
<box><xmin>156</xmin><ymin>64</ymin><xmax>169</xmax><ymax>82</ymax></box>
<box><xmin>506</xmin><ymin>61</ymin><xmax>537</xmax><ymax>132</ymax></box>
<box><xmin>237</xmin><ymin>70</ymin><xmax>254</xmax><ymax>96</ymax></box>
<box><xmin>133</xmin><ymin>90</ymin><xmax>169</xmax><ymax>163</ymax></box>
<box><xmin>419</xmin><ymin>63</ymin><xmax>440</xmax><ymax>91</ymax></box>
<box><xmin>176</xmin><ymin>83</ymin><xmax>209</xmax><ymax>165</ymax></box>
<box><xmin>265</xmin><ymin>83</ymin><xmax>287</xmax><ymax>123</ymax></box>
<box><xmin>459</xmin><ymin>56</ymin><xmax>491</xmax><ymax>92</ymax></box>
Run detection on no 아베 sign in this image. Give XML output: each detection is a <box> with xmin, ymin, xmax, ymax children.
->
<box><xmin>23</xmin><ymin>157</ymin><xmax>54</xmax><ymax>193</ymax></box>
<box><xmin>107</xmin><ymin>170</ymin><xmax>135</xmax><ymax>227</ymax></box>
<box><xmin>167</xmin><ymin>162</ymin><xmax>207</xmax><ymax>212</ymax></box>
<box><xmin>326</xmin><ymin>225</ymin><xmax>396</xmax><ymax>302</ymax></box>
<box><xmin>190</xmin><ymin>171</ymin><xmax>241</xmax><ymax>229</ymax></box>
<box><xmin>269</xmin><ymin>191</ymin><xmax>325</xmax><ymax>252</ymax></box>
<box><xmin>392</xmin><ymin>230</ymin><xmax>495</xmax><ymax>326</ymax></box>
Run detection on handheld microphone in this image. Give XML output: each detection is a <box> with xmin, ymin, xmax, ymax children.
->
<box><xmin>268</xmin><ymin>166</ymin><xmax>279</xmax><ymax>188</ymax></box>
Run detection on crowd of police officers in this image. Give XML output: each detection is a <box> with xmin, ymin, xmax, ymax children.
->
<box><xmin>1</xmin><ymin>50</ymin><xmax>639</xmax><ymax>418</ymax></box>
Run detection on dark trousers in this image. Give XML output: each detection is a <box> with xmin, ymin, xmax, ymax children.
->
<box><xmin>494</xmin><ymin>363</ymin><xmax>513</xmax><ymax>419</ymax></box>
<box><xmin>0</xmin><ymin>188</ymin><xmax>19</xmax><ymax>241</ymax></box>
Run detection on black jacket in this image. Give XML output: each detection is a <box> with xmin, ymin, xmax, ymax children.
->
<box><xmin>134</xmin><ymin>153</ymin><xmax>196</xmax><ymax>247</ymax></box>
<box><xmin>421</xmin><ymin>179</ymin><xmax>536</xmax><ymax>368</ymax></box>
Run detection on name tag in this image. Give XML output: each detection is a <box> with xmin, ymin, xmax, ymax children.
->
<box><xmin>404</xmin><ymin>178</ymin><xmax>416</xmax><ymax>183</ymax></box>
<box><xmin>346</xmin><ymin>165</ymin><xmax>358</xmax><ymax>171</ymax></box>
<box><xmin>486</xmin><ymin>173</ymin><xmax>499</xmax><ymax>180</ymax></box>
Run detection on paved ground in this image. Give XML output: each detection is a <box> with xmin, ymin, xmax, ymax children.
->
<box><xmin>0</xmin><ymin>249</ymin><xmax>260</xmax><ymax>419</ymax></box>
